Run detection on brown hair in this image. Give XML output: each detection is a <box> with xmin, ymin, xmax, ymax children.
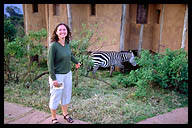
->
<box><xmin>51</xmin><ymin>23</ymin><xmax>71</xmax><ymax>43</ymax></box>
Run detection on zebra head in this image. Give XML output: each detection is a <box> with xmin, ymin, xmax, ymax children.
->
<box><xmin>129</xmin><ymin>51</ymin><xmax>137</xmax><ymax>66</ymax></box>
<box><xmin>121</xmin><ymin>51</ymin><xmax>137</xmax><ymax>66</ymax></box>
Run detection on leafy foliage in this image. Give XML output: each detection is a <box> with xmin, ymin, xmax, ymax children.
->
<box><xmin>5</xmin><ymin>5</ymin><xmax>24</xmax><ymax>38</ymax></box>
<box><xmin>152</xmin><ymin>49</ymin><xmax>188</xmax><ymax>94</ymax></box>
<box><xmin>4</xmin><ymin>28</ymin><xmax>47</xmax><ymax>85</ymax></box>
<box><xmin>6</xmin><ymin>6</ymin><xmax>23</xmax><ymax>17</ymax></box>
<box><xmin>4</xmin><ymin>70</ymin><xmax>188</xmax><ymax>124</ymax></box>
<box><xmin>116</xmin><ymin>49</ymin><xmax>188</xmax><ymax>97</ymax></box>
<box><xmin>4</xmin><ymin>19</ymin><xmax>17</xmax><ymax>41</ymax></box>
<box><xmin>70</xmin><ymin>24</ymin><xmax>96</xmax><ymax>75</ymax></box>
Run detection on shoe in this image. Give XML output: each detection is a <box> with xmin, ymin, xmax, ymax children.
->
<box><xmin>52</xmin><ymin>118</ymin><xmax>59</xmax><ymax>124</ymax></box>
<box><xmin>63</xmin><ymin>114</ymin><xmax>74</xmax><ymax>123</ymax></box>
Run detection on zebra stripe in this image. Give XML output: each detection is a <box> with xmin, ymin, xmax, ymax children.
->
<box><xmin>92</xmin><ymin>52</ymin><xmax>110</xmax><ymax>66</ymax></box>
<box><xmin>86</xmin><ymin>51</ymin><xmax>136</xmax><ymax>78</ymax></box>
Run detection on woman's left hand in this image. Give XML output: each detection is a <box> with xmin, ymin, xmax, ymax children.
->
<box><xmin>76</xmin><ymin>63</ymin><xmax>81</xmax><ymax>69</ymax></box>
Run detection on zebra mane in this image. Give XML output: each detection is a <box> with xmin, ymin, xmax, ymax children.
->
<box><xmin>120</xmin><ymin>50</ymin><xmax>132</xmax><ymax>53</ymax></box>
<box><xmin>92</xmin><ymin>50</ymin><xmax>133</xmax><ymax>53</ymax></box>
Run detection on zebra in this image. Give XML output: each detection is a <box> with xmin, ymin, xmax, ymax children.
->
<box><xmin>86</xmin><ymin>51</ymin><xmax>137</xmax><ymax>78</ymax></box>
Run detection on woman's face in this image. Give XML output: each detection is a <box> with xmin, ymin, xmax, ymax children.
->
<box><xmin>56</xmin><ymin>25</ymin><xmax>68</xmax><ymax>40</ymax></box>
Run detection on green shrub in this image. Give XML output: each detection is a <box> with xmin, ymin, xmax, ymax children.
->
<box><xmin>153</xmin><ymin>48</ymin><xmax>188</xmax><ymax>95</ymax></box>
<box><xmin>70</xmin><ymin>23</ymin><xmax>96</xmax><ymax>76</ymax></box>
<box><xmin>116</xmin><ymin>48</ymin><xmax>188</xmax><ymax>97</ymax></box>
<box><xmin>4</xmin><ymin>19</ymin><xmax>17</xmax><ymax>41</ymax></box>
<box><xmin>134</xmin><ymin>80</ymin><xmax>148</xmax><ymax>98</ymax></box>
<box><xmin>4</xmin><ymin>28</ymin><xmax>47</xmax><ymax>85</ymax></box>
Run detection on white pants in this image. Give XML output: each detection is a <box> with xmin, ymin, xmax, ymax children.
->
<box><xmin>49</xmin><ymin>71</ymin><xmax>72</xmax><ymax>110</ymax></box>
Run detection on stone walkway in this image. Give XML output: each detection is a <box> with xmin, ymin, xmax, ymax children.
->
<box><xmin>4</xmin><ymin>101</ymin><xmax>188</xmax><ymax>124</ymax></box>
<box><xmin>136</xmin><ymin>107</ymin><xmax>188</xmax><ymax>124</ymax></box>
<box><xmin>4</xmin><ymin>101</ymin><xmax>90</xmax><ymax>124</ymax></box>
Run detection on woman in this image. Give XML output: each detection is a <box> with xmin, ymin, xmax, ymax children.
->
<box><xmin>47</xmin><ymin>23</ymin><xmax>81</xmax><ymax>124</ymax></box>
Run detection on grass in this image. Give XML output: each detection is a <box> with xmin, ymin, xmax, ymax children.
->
<box><xmin>4</xmin><ymin>69</ymin><xmax>188</xmax><ymax>124</ymax></box>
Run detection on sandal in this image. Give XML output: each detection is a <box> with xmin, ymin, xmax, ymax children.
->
<box><xmin>52</xmin><ymin>118</ymin><xmax>59</xmax><ymax>124</ymax></box>
<box><xmin>63</xmin><ymin>114</ymin><xmax>74</xmax><ymax>123</ymax></box>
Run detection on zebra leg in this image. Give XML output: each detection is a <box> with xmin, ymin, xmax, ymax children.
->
<box><xmin>85</xmin><ymin>69</ymin><xmax>89</xmax><ymax>77</ymax></box>
<box><xmin>120</xmin><ymin>68</ymin><xmax>125</xmax><ymax>73</ymax></box>
<box><xmin>92</xmin><ymin>65</ymin><xmax>99</xmax><ymax>78</ymax></box>
<box><xmin>118</xmin><ymin>64</ymin><xmax>125</xmax><ymax>73</ymax></box>
<box><xmin>86</xmin><ymin>65</ymin><xmax>92</xmax><ymax>77</ymax></box>
<box><xmin>110</xmin><ymin>66</ymin><xmax>115</xmax><ymax>77</ymax></box>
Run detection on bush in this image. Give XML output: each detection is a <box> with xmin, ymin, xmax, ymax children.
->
<box><xmin>152</xmin><ymin>48</ymin><xmax>188</xmax><ymax>95</ymax></box>
<box><xmin>70</xmin><ymin>24</ymin><xmax>96</xmax><ymax>75</ymax></box>
<box><xmin>4</xmin><ymin>19</ymin><xmax>17</xmax><ymax>41</ymax></box>
<box><xmin>117</xmin><ymin>48</ymin><xmax>188</xmax><ymax>97</ymax></box>
<box><xmin>4</xmin><ymin>28</ymin><xmax>47</xmax><ymax>85</ymax></box>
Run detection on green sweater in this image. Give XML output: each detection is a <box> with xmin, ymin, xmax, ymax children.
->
<box><xmin>47</xmin><ymin>42</ymin><xmax>78</xmax><ymax>80</ymax></box>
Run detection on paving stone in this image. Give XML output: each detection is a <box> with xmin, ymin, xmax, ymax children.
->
<box><xmin>4</xmin><ymin>101</ymin><xmax>187</xmax><ymax>124</ymax></box>
<box><xmin>9</xmin><ymin>110</ymin><xmax>51</xmax><ymax>124</ymax></box>
<box><xmin>40</xmin><ymin>115</ymin><xmax>90</xmax><ymax>124</ymax></box>
<box><xmin>4</xmin><ymin>101</ymin><xmax>90</xmax><ymax>124</ymax></box>
<box><xmin>137</xmin><ymin>107</ymin><xmax>188</xmax><ymax>124</ymax></box>
<box><xmin>4</xmin><ymin>101</ymin><xmax>33</xmax><ymax>123</ymax></box>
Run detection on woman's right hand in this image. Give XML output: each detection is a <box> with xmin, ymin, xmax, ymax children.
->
<box><xmin>52</xmin><ymin>80</ymin><xmax>60</xmax><ymax>87</ymax></box>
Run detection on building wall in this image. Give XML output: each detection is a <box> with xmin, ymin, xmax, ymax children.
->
<box><xmin>124</xmin><ymin>5</ymin><xmax>131</xmax><ymax>51</ymax></box>
<box><xmin>23</xmin><ymin>4</ymin><xmax>47</xmax><ymax>46</ymax></box>
<box><xmin>124</xmin><ymin>4</ymin><xmax>188</xmax><ymax>53</ymax></box>
<box><xmin>48</xmin><ymin>4</ymin><xmax>122</xmax><ymax>52</ymax></box>
<box><xmin>87</xmin><ymin>4</ymin><xmax>122</xmax><ymax>52</ymax></box>
<box><xmin>71</xmin><ymin>4</ymin><xmax>89</xmax><ymax>36</ymax></box>
<box><xmin>47</xmin><ymin>4</ymin><xmax>68</xmax><ymax>46</ymax></box>
<box><xmin>185</xmin><ymin>24</ymin><xmax>188</xmax><ymax>52</ymax></box>
<box><xmin>23</xmin><ymin>4</ymin><xmax>46</xmax><ymax>31</ymax></box>
<box><xmin>159</xmin><ymin>4</ymin><xmax>187</xmax><ymax>52</ymax></box>
<box><xmin>125</xmin><ymin>4</ymin><xmax>154</xmax><ymax>51</ymax></box>
<box><xmin>23</xmin><ymin>4</ymin><xmax>188</xmax><ymax>53</ymax></box>
<box><xmin>152</xmin><ymin>4</ymin><xmax>188</xmax><ymax>52</ymax></box>
<box><xmin>151</xmin><ymin>4</ymin><xmax>161</xmax><ymax>52</ymax></box>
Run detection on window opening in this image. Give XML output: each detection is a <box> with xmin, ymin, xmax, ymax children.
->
<box><xmin>32</xmin><ymin>4</ymin><xmax>38</xmax><ymax>13</ymax></box>
<box><xmin>53</xmin><ymin>4</ymin><xmax>60</xmax><ymax>16</ymax></box>
<box><xmin>156</xmin><ymin>9</ymin><xmax>161</xmax><ymax>24</ymax></box>
<box><xmin>136</xmin><ymin>4</ymin><xmax>148</xmax><ymax>24</ymax></box>
<box><xmin>90</xmin><ymin>4</ymin><xmax>96</xmax><ymax>16</ymax></box>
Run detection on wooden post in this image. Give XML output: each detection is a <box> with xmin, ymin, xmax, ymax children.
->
<box><xmin>47</xmin><ymin>4</ymin><xmax>51</xmax><ymax>47</ymax></box>
<box><xmin>24</xmin><ymin>4</ymin><xmax>31</xmax><ymax>82</ymax></box>
<box><xmin>67</xmin><ymin>4</ymin><xmax>78</xmax><ymax>86</ymax></box>
<box><xmin>158</xmin><ymin>4</ymin><xmax>165</xmax><ymax>53</ymax></box>
<box><xmin>24</xmin><ymin>4</ymin><xmax>28</xmax><ymax>35</ymax></box>
<box><xmin>67</xmin><ymin>4</ymin><xmax>72</xmax><ymax>31</ymax></box>
<box><xmin>138</xmin><ymin>24</ymin><xmax>144</xmax><ymax>56</ymax></box>
<box><xmin>181</xmin><ymin>4</ymin><xmax>188</xmax><ymax>49</ymax></box>
<box><xmin>120</xmin><ymin>4</ymin><xmax>127</xmax><ymax>51</ymax></box>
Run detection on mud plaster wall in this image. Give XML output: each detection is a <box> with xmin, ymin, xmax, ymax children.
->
<box><xmin>48</xmin><ymin>4</ymin><xmax>68</xmax><ymax>45</ymax></box>
<box><xmin>23</xmin><ymin>4</ymin><xmax>188</xmax><ymax>52</ymax></box>
<box><xmin>124</xmin><ymin>4</ymin><xmax>188</xmax><ymax>53</ymax></box>
<box><xmin>152</xmin><ymin>4</ymin><xmax>188</xmax><ymax>52</ymax></box>
<box><xmin>126</xmin><ymin>4</ymin><xmax>154</xmax><ymax>51</ymax></box>
<box><xmin>124</xmin><ymin>5</ymin><xmax>131</xmax><ymax>51</ymax></box>
<box><xmin>71</xmin><ymin>4</ymin><xmax>89</xmax><ymax>37</ymax></box>
<box><xmin>23</xmin><ymin>4</ymin><xmax>47</xmax><ymax>46</ymax></box>
<box><xmin>87</xmin><ymin>4</ymin><xmax>122</xmax><ymax>52</ymax></box>
<box><xmin>151</xmin><ymin>4</ymin><xmax>161</xmax><ymax>52</ymax></box>
<box><xmin>159</xmin><ymin>4</ymin><xmax>188</xmax><ymax>52</ymax></box>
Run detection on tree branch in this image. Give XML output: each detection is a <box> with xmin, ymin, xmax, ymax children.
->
<box><xmin>33</xmin><ymin>71</ymin><xmax>49</xmax><ymax>81</ymax></box>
